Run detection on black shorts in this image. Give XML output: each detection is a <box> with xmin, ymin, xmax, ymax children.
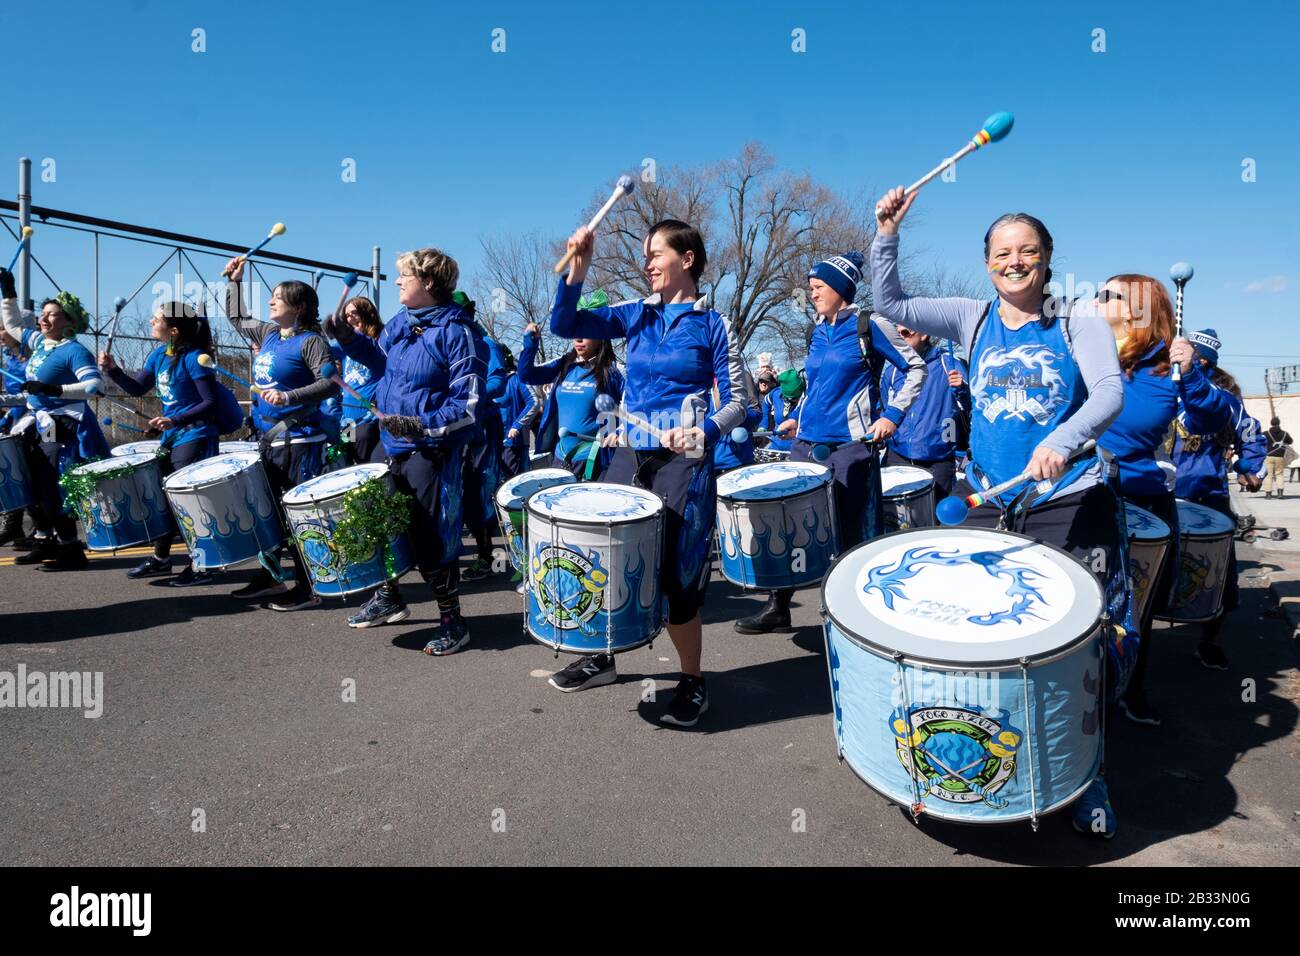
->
<box><xmin>606</xmin><ymin>446</ymin><xmax>714</xmax><ymax>626</ymax></box>
<box><xmin>388</xmin><ymin>445</ymin><xmax>465</xmax><ymax>576</ymax></box>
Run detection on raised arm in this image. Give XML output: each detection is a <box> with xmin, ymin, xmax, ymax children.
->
<box><xmin>517</xmin><ymin>327</ymin><xmax>567</xmax><ymax>386</ymax></box>
<box><xmin>868</xmin><ymin>234</ymin><xmax>985</xmax><ymax>348</ymax></box>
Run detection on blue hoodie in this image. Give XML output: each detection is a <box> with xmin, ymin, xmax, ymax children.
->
<box><xmin>549</xmin><ymin>278</ymin><xmax>747</xmax><ymax>449</ymax></box>
<box><xmin>883</xmin><ymin>343</ymin><xmax>968</xmax><ymax>462</ymax></box>
<box><xmin>1174</xmin><ymin>385</ymin><xmax>1266</xmax><ymax>502</ymax></box>
<box><xmin>339</xmin><ymin>303</ymin><xmax>486</xmax><ymax>456</ymax></box>
<box><xmin>518</xmin><ymin>330</ymin><xmax>625</xmax><ymax>459</ymax></box>
<box><xmin>796</xmin><ymin>308</ymin><xmax>926</xmax><ymax>445</ymax></box>
<box><xmin>1100</xmin><ymin>344</ymin><xmax>1232</xmax><ymax>497</ymax></box>
<box><xmin>498</xmin><ymin>373</ymin><xmax>537</xmax><ymax>447</ymax></box>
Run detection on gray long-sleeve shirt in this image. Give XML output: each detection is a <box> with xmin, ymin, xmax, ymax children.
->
<box><xmin>870</xmin><ymin>232</ymin><xmax>1124</xmax><ymax>497</ymax></box>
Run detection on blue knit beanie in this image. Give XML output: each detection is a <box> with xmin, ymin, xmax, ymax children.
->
<box><xmin>1188</xmin><ymin>328</ymin><xmax>1220</xmax><ymax>367</ymax></box>
<box><xmin>808</xmin><ymin>252</ymin><xmax>865</xmax><ymax>304</ymax></box>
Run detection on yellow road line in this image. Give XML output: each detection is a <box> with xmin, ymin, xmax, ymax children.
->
<box><xmin>0</xmin><ymin>545</ymin><xmax>155</xmax><ymax>568</ymax></box>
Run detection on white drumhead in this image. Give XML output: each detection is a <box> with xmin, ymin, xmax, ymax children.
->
<box><xmin>74</xmin><ymin>452</ymin><xmax>157</xmax><ymax>474</ymax></box>
<box><xmin>283</xmin><ymin>463</ymin><xmax>388</xmax><ymax>505</ymax></box>
<box><xmin>1124</xmin><ymin>501</ymin><xmax>1170</xmax><ymax>541</ymax></box>
<box><xmin>716</xmin><ymin>461</ymin><xmax>830</xmax><ymax>501</ymax></box>
<box><xmin>110</xmin><ymin>441</ymin><xmax>161</xmax><ymax>457</ymax></box>
<box><xmin>527</xmin><ymin>482</ymin><xmax>661</xmax><ymax>523</ymax></box>
<box><xmin>880</xmin><ymin>465</ymin><xmax>934</xmax><ymax>498</ymax></box>
<box><xmin>1175</xmin><ymin>499</ymin><xmax>1234</xmax><ymax>536</ymax></box>
<box><xmin>219</xmin><ymin>441</ymin><xmax>259</xmax><ymax>454</ymax></box>
<box><xmin>165</xmin><ymin>451</ymin><xmax>261</xmax><ymax>490</ymax></box>
<box><xmin>823</xmin><ymin>527</ymin><xmax>1103</xmax><ymax>665</ymax></box>
<box><xmin>496</xmin><ymin>468</ymin><xmax>575</xmax><ymax>510</ymax></box>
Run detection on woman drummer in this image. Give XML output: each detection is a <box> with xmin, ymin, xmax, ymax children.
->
<box><xmin>518</xmin><ymin>296</ymin><xmax>624</xmax><ymax>481</ymax></box>
<box><xmin>99</xmin><ymin>301</ymin><xmax>224</xmax><ymax>586</ymax></box>
<box><xmin>1095</xmin><ymin>278</ymin><xmax>1232</xmax><ymax>726</ymax></box>
<box><xmin>337</xmin><ymin>295</ymin><xmax>385</xmax><ymax>464</ymax></box>
<box><xmin>546</xmin><ymin>220</ymin><xmax>748</xmax><ymax>725</ymax></box>
<box><xmin>0</xmin><ymin>275</ymin><xmax>108</xmax><ymax>570</ymax></box>
<box><xmin>224</xmin><ymin>257</ymin><xmax>339</xmax><ymax>611</ymax></box>
<box><xmin>872</xmin><ymin>190</ymin><xmax>1125</xmax><ymax>838</ymax></box>
<box><xmin>738</xmin><ymin>252</ymin><xmax>926</xmax><ymax>636</ymax></box>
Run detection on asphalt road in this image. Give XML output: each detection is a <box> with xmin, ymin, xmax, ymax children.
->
<box><xmin>1</xmin><ymin>537</ymin><xmax>1297</xmax><ymax>867</ymax></box>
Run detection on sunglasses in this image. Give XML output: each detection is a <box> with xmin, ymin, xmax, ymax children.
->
<box><xmin>1095</xmin><ymin>289</ymin><xmax>1126</xmax><ymax>303</ymax></box>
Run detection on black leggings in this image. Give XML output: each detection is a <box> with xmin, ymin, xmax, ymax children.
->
<box><xmin>22</xmin><ymin>422</ymin><xmax>79</xmax><ymax>542</ymax></box>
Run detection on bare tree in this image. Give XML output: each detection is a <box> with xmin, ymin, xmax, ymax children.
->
<box><xmin>472</xmin><ymin>230</ymin><xmax>569</xmax><ymax>360</ymax></box>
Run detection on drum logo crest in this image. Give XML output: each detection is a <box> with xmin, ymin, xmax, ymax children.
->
<box><xmin>531</xmin><ymin>546</ymin><xmax>608</xmax><ymax>630</ymax></box>
<box><xmin>890</xmin><ymin>705</ymin><xmax>1023</xmax><ymax>808</ymax></box>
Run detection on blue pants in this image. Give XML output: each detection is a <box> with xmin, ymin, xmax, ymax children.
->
<box><xmin>389</xmin><ymin>445</ymin><xmax>465</xmax><ymax>577</ymax></box>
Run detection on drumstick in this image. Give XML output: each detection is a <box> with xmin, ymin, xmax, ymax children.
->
<box><xmin>330</xmin><ymin>272</ymin><xmax>360</xmax><ymax>322</ymax></box>
<box><xmin>196</xmin><ymin>354</ymin><xmax>262</xmax><ymax>394</ymax></box>
<box><xmin>1169</xmin><ymin>261</ymin><xmax>1194</xmax><ymax>383</ymax></box>
<box><xmin>875</xmin><ymin>112</ymin><xmax>1015</xmax><ymax>221</ymax></box>
<box><xmin>105</xmin><ymin>398</ymin><xmax>149</xmax><ymax>422</ymax></box>
<box><xmin>936</xmin><ymin>440</ymin><xmax>1097</xmax><ymax>525</ymax></box>
<box><xmin>223</xmin><ymin>222</ymin><xmax>287</xmax><ymax>275</ymax></box>
<box><xmin>553</xmin><ymin>174</ymin><xmax>636</xmax><ymax>274</ymax></box>
<box><xmin>319</xmin><ymin>361</ymin><xmax>385</xmax><ymax>420</ymax></box>
<box><xmin>101</xmin><ymin>416</ymin><xmax>149</xmax><ymax>435</ymax></box>
<box><xmin>6</xmin><ymin>226</ymin><xmax>33</xmax><ymax>272</ymax></box>
<box><xmin>103</xmin><ymin>296</ymin><xmax>129</xmax><ymax>356</ymax></box>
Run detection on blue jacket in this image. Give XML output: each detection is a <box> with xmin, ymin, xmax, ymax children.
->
<box><xmin>713</xmin><ymin>388</ymin><xmax>762</xmax><ymax>471</ymax></box>
<box><xmin>517</xmin><ymin>330</ymin><xmax>625</xmax><ymax>455</ymax></box>
<box><xmin>796</xmin><ymin>308</ymin><xmax>926</xmax><ymax>445</ymax></box>
<box><xmin>550</xmin><ymin>279</ymin><xmax>747</xmax><ymax>449</ymax></box>
<box><xmin>1101</xmin><ymin>345</ymin><xmax>1231</xmax><ymax>497</ymax></box>
<box><xmin>340</xmin><ymin>303</ymin><xmax>485</xmax><ymax>456</ymax></box>
<box><xmin>1174</xmin><ymin>386</ymin><xmax>1267</xmax><ymax>502</ymax></box>
<box><xmin>883</xmin><ymin>343</ymin><xmax>968</xmax><ymax>462</ymax></box>
<box><xmin>498</xmin><ymin>373</ymin><xmax>537</xmax><ymax>446</ymax></box>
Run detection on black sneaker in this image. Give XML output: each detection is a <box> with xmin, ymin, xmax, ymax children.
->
<box><xmin>733</xmin><ymin>592</ymin><xmax>792</xmax><ymax>634</ymax></box>
<box><xmin>168</xmin><ymin>565</ymin><xmax>214</xmax><ymax>587</ymax></box>
<box><xmin>14</xmin><ymin>538</ymin><xmax>57</xmax><ymax>564</ymax></box>
<box><xmin>1118</xmin><ymin>691</ymin><xmax>1161</xmax><ymax>726</ymax></box>
<box><xmin>265</xmin><ymin>585</ymin><xmax>322</xmax><ymax>612</ymax></box>
<box><xmin>231</xmin><ymin>571</ymin><xmax>288</xmax><ymax>600</ymax></box>
<box><xmin>660</xmin><ymin>675</ymin><xmax>709</xmax><ymax>728</ymax></box>
<box><xmin>347</xmin><ymin>589</ymin><xmax>410</xmax><ymax>628</ymax></box>
<box><xmin>461</xmin><ymin>557</ymin><xmax>493</xmax><ymax>582</ymax></box>
<box><xmin>423</xmin><ymin>613</ymin><xmax>470</xmax><ymax>656</ymax></box>
<box><xmin>36</xmin><ymin>540</ymin><xmax>89</xmax><ymax>572</ymax></box>
<box><xmin>127</xmin><ymin>556</ymin><xmax>172</xmax><ymax>579</ymax></box>
<box><xmin>1196</xmin><ymin>641</ymin><xmax>1230</xmax><ymax>671</ymax></box>
<box><xmin>549</xmin><ymin>654</ymin><xmax>616</xmax><ymax>693</ymax></box>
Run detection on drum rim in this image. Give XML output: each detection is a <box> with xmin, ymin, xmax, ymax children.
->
<box><xmin>879</xmin><ymin>466</ymin><xmax>935</xmax><ymax>496</ymax></box>
<box><xmin>716</xmin><ymin>461</ymin><xmax>832</xmax><ymax>501</ymax></box>
<box><xmin>524</xmin><ymin>482</ymin><xmax>664</xmax><ymax>525</ymax></box>
<box><xmin>716</xmin><ymin>483</ymin><xmax>832</xmax><ymax>510</ymax></box>
<box><xmin>1173</xmin><ymin>498</ymin><xmax>1235</xmax><ymax>535</ymax></box>
<box><xmin>820</xmin><ymin>526</ymin><xmax>1105</xmax><ymax>668</ymax></box>
<box><xmin>495</xmin><ymin>469</ymin><xmax>576</xmax><ymax>509</ymax></box>
<box><xmin>281</xmin><ymin>462</ymin><xmax>390</xmax><ymax>506</ymax></box>
<box><xmin>164</xmin><ymin>452</ymin><xmax>264</xmax><ymax>491</ymax></box>
<box><xmin>881</xmin><ymin>486</ymin><xmax>932</xmax><ymax>503</ymax></box>
<box><xmin>73</xmin><ymin>452</ymin><xmax>159</xmax><ymax>474</ymax></box>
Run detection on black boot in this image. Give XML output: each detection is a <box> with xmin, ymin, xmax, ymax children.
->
<box><xmin>36</xmin><ymin>539</ymin><xmax>90</xmax><ymax>572</ymax></box>
<box><xmin>0</xmin><ymin>510</ymin><xmax>24</xmax><ymax>547</ymax></box>
<box><xmin>734</xmin><ymin>589</ymin><xmax>793</xmax><ymax>634</ymax></box>
<box><xmin>14</xmin><ymin>537</ymin><xmax>58</xmax><ymax>565</ymax></box>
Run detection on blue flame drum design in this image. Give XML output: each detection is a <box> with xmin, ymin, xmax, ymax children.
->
<box><xmin>1157</xmin><ymin>499</ymin><xmax>1235</xmax><ymax>624</ymax></box>
<box><xmin>281</xmin><ymin>463</ymin><xmax>415</xmax><ymax>597</ymax></box>
<box><xmin>0</xmin><ymin>433</ymin><xmax>32</xmax><ymax>513</ymax></box>
<box><xmin>880</xmin><ymin>466</ymin><xmax>936</xmax><ymax>530</ymax></box>
<box><xmin>715</xmin><ymin>462</ymin><xmax>835</xmax><ymax>590</ymax></box>
<box><xmin>821</xmin><ymin>527</ymin><xmax>1105</xmax><ymax>824</ymax></box>
<box><xmin>1123</xmin><ymin>501</ymin><xmax>1171</xmax><ymax>625</ymax></box>
<box><xmin>70</xmin><ymin>452</ymin><xmax>173</xmax><ymax>551</ymax></box>
<box><xmin>525</xmin><ymin>482</ymin><xmax>664</xmax><ymax>654</ymax></box>
<box><xmin>110</xmin><ymin>440</ymin><xmax>162</xmax><ymax>458</ymax></box>
<box><xmin>495</xmin><ymin>468</ymin><xmax>576</xmax><ymax>573</ymax></box>
<box><xmin>163</xmin><ymin>452</ymin><xmax>284</xmax><ymax>570</ymax></box>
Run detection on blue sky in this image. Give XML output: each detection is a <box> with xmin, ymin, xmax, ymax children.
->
<box><xmin>5</xmin><ymin>0</ymin><xmax>1297</xmax><ymax>392</ymax></box>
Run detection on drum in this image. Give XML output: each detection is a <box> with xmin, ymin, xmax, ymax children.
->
<box><xmin>1123</xmin><ymin>502</ymin><xmax>1172</xmax><ymax>625</ymax></box>
<box><xmin>1158</xmin><ymin>499</ymin><xmax>1235</xmax><ymax>623</ymax></box>
<box><xmin>69</xmin><ymin>453</ymin><xmax>172</xmax><ymax>551</ymax></box>
<box><xmin>881</xmin><ymin>465</ymin><xmax>936</xmax><ymax>530</ymax></box>
<box><xmin>163</xmin><ymin>451</ymin><xmax>283</xmax><ymax>570</ymax></box>
<box><xmin>753</xmin><ymin>447</ymin><xmax>790</xmax><ymax>463</ymax></box>
<box><xmin>526</xmin><ymin>451</ymin><xmax>553</xmax><ymax>472</ymax></box>
<box><xmin>218</xmin><ymin>441</ymin><xmax>259</xmax><ymax>455</ymax></box>
<box><xmin>715</xmin><ymin>461</ymin><xmax>836</xmax><ymax>590</ymax></box>
<box><xmin>0</xmin><ymin>432</ymin><xmax>32</xmax><ymax>513</ymax></box>
<box><xmin>524</xmin><ymin>482</ymin><xmax>664</xmax><ymax>654</ymax></box>
<box><xmin>281</xmin><ymin>463</ymin><xmax>415</xmax><ymax>597</ymax></box>
<box><xmin>111</xmin><ymin>440</ymin><xmax>162</xmax><ymax>458</ymax></box>
<box><xmin>822</xmin><ymin>527</ymin><xmax>1105</xmax><ymax>826</ymax></box>
<box><xmin>495</xmin><ymin>468</ymin><xmax>576</xmax><ymax>573</ymax></box>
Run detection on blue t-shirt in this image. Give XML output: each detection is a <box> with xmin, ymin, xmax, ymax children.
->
<box><xmin>968</xmin><ymin>302</ymin><xmax>1087</xmax><ymax>502</ymax></box>
<box><xmin>142</xmin><ymin>345</ymin><xmax>217</xmax><ymax>448</ymax></box>
<box><xmin>342</xmin><ymin>355</ymin><xmax>377</xmax><ymax>426</ymax></box>
<box><xmin>22</xmin><ymin>330</ymin><xmax>100</xmax><ymax>413</ymax></box>
<box><xmin>554</xmin><ymin>363</ymin><xmax>600</xmax><ymax>460</ymax></box>
<box><xmin>252</xmin><ymin>328</ymin><xmax>325</xmax><ymax>439</ymax></box>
